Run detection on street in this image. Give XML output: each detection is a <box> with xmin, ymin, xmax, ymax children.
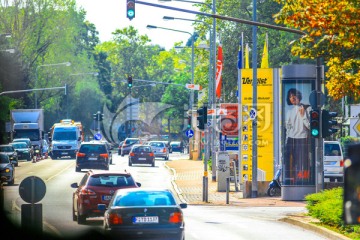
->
<box><xmin>2</xmin><ymin>152</ymin><xmax>327</xmax><ymax>239</ymax></box>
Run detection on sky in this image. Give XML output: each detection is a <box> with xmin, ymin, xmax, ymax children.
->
<box><xmin>75</xmin><ymin>0</ymin><xmax>202</xmax><ymax>50</ymax></box>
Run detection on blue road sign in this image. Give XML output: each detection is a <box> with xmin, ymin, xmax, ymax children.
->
<box><xmin>186</xmin><ymin>129</ymin><xmax>194</xmax><ymax>138</ymax></box>
<box><xmin>94</xmin><ymin>133</ymin><xmax>102</xmax><ymax>140</ymax></box>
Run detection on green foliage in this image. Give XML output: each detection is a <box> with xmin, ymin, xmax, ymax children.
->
<box><xmin>305</xmin><ymin>187</ymin><xmax>360</xmax><ymax>238</ymax></box>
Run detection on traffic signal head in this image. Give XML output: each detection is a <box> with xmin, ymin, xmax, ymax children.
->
<box><xmin>310</xmin><ymin>110</ymin><xmax>320</xmax><ymax>138</ymax></box>
<box><xmin>322</xmin><ymin>110</ymin><xmax>338</xmax><ymax>138</ymax></box>
<box><xmin>196</xmin><ymin>106</ymin><xmax>207</xmax><ymax>130</ymax></box>
<box><xmin>127</xmin><ymin>75</ymin><xmax>133</xmax><ymax>88</ymax></box>
<box><xmin>126</xmin><ymin>0</ymin><xmax>135</xmax><ymax>20</ymax></box>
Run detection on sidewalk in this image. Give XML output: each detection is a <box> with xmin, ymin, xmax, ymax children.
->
<box><xmin>165</xmin><ymin>158</ymin><xmax>351</xmax><ymax>240</ymax></box>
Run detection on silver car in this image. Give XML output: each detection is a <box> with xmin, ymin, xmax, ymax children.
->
<box><xmin>147</xmin><ymin>141</ymin><xmax>169</xmax><ymax>160</ymax></box>
<box><xmin>0</xmin><ymin>153</ymin><xmax>15</xmax><ymax>185</ymax></box>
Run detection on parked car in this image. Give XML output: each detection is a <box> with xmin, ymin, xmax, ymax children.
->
<box><xmin>121</xmin><ymin>138</ymin><xmax>141</xmax><ymax>156</ymax></box>
<box><xmin>324</xmin><ymin>140</ymin><xmax>344</xmax><ymax>182</ymax></box>
<box><xmin>71</xmin><ymin>169</ymin><xmax>141</xmax><ymax>224</ymax></box>
<box><xmin>11</xmin><ymin>138</ymin><xmax>33</xmax><ymax>159</ymax></box>
<box><xmin>118</xmin><ymin>141</ymin><xmax>124</xmax><ymax>155</ymax></box>
<box><xmin>98</xmin><ymin>188</ymin><xmax>187</xmax><ymax>239</ymax></box>
<box><xmin>129</xmin><ymin>144</ymin><xmax>155</xmax><ymax>167</ymax></box>
<box><xmin>0</xmin><ymin>144</ymin><xmax>18</xmax><ymax>167</ymax></box>
<box><xmin>9</xmin><ymin>142</ymin><xmax>32</xmax><ymax>161</ymax></box>
<box><xmin>75</xmin><ymin>141</ymin><xmax>110</xmax><ymax>172</ymax></box>
<box><xmin>170</xmin><ymin>141</ymin><xmax>184</xmax><ymax>153</ymax></box>
<box><xmin>0</xmin><ymin>153</ymin><xmax>15</xmax><ymax>185</ymax></box>
<box><xmin>147</xmin><ymin>141</ymin><xmax>169</xmax><ymax>160</ymax></box>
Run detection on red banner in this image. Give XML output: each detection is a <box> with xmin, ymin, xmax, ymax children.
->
<box><xmin>215</xmin><ymin>45</ymin><xmax>223</xmax><ymax>99</ymax></box>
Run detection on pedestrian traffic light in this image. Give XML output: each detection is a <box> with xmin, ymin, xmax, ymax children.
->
<box><xmin>197</xmin><ymin>106</ymin><xmax>207</xmax><ymax>130</ymax></box>
<box><xmin>126</xmin><ymin>0</ymin><xmax>135</xmax><ymax>20</ymax></box>
<box><xmin>310</xmin><ymin>110</ymin><xmax>320</xmax><ymax>138</ymax></box>
<box><xmin>93</xmin><ymin>113</ymin><xmax>97</xmax><ymax>120</ymax></box>
<box><xmin>322</xmin><ymin>110</ymin><xmax>338</xmax><ymax>138</ymax></box>
<box><xmin>187</xmin><ymin>116</ymin><xmax>191</xmax><ymax>128</ymax></box>
<box><xmin>127</xmin><ymin>75</ymin><xmax>133</xmax><ymax>88</ymax></box>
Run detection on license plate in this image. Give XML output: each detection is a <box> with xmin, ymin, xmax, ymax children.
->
<box><xmin>102</xmin><ymin>195</ymin><xmax>112</xmax><ymax>201</ymax></box>
<box><xmin>133</xmin><ymin>216</ymin><xmax>159</xmax><ymax>224</ymax></box>
<box><xmin>139</xmin><ymin>158</ymin><xmax>147</xmax><ymax>160</ymax></box>
<box><xmin>324</xmin><ymin>178</ymin><xmax>330</xmax><ymax>182</ymax></box>
<box><xmin>88</xmin><ymin>157</ymin><xmax>97</xmax><ymax>160</ymax></box>
<box><xmin>61</xmin><ymin>152</ymin><xmax>67</xmax><ymax>155</ymax></box>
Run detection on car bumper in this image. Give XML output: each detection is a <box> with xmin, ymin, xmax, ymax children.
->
<box><xmin>106</xmin><ymin>225</ymin><xmax>184</xmax><ymax>240</ymax></box>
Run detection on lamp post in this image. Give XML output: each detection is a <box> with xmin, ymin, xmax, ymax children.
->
<box><xmin>35</xmin><ymin>62</ymin><xmax>71</xmax><ymax>108</ymax></box>
<box><xmin>146</xmin><ymin>25</ymin><xmax>195</xmax><ymax>111</ymax></box>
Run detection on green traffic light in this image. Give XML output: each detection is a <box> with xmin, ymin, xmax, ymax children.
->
<box><xmin>311</xmin><ymin>129</ymin><xmax>319</xmax><ymax>137</ymax></box>
<box><xmin>127</xmin><ymin>10</ymin><xmax>135</xmax><ymax>18</ymax></box>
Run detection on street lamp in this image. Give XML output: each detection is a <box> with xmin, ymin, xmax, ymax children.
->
<box><xmin>35</xmin><ymin>62</ymin><xmax>71</xmax><ymax>108</ymax></box>
<box><xmin>146</xmin><ymin>24</ymin><xmax>195</xmax><ymax>111</ymax></box>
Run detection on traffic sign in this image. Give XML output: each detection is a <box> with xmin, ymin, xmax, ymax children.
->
<box><xmin>186</xmin><ymin>129</ymin><xmax>194</xmax><ymax>138</ymax></box>
<box><xmin>19</xmin><ymin>176</ymin><xmax>46</xmax><ymax>203</ymax></box>
<box><xmin>94</xmin><ymin>133</ymin><xmax>102</xmax><ymax>140</ymax></box>
<box><xmin>185</xmin><ymin>84</ymin><xmax>202</xmax><ymax>90</ymax></box>
<box><xmin>249</xmin><ymin>108</ymin><xmax>256</xmax><ymax>120</ymax></box>
<box><xmin>354</xmin><ymin>118</ymin><xmax>360</xmax><ymax>136</ymax></box>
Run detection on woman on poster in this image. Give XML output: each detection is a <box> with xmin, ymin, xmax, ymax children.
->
<box><xmin>284</xmin><ymin>88</ymin><xmax>311</xmax><ymax>184</ymax></box>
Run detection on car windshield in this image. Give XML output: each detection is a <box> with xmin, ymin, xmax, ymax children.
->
<box><xmin>0</xmin><ymin>146</ymin><xmax>13</xmax><ymax>152</ymax></box>
<box><xmin>132</xmin><ymin>146</ymin><xmax>152</xmax><ymax>153</ymax></box>
<box><xmin>11</xmin><ymin>143</ymin><xmax>27</xmax><ymax>149</ymax></box>
<box><xmin>149</xmin><ymin>142</ymin><xmax>164</xmax><ymax>147</ymax></box>
<box><xmin>80</xmin><ymin>144</ymin><xmax>106</xmax><ymax>153</ymax></box>
<box><xmin>53</xmin><ymin>131</ymin><xmax>77</xmax><ymax>141</ymax></box>
<box><xmin>88</xmin><ymin>175</ymin><xmax>135</xmax><ymax>187</ymax></box>
<box><xmin>126</xmin><ymin>139</ymin><xmax>139</xmax><ymax>145</ymax></box>
<box><xmin>113</xmin><ymin>191</ymin><xmax>176</xmax><ymax>207</ymax></box>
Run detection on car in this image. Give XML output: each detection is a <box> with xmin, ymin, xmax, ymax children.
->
<box><xmin>170</xmin><ymin>141</ymin><xmax>184</xmax><ymax>153</ymax></box>
<box><xmin>98</xmin><ymin>188</ymin><xmax>187</xmax><ymax>239</ymax></box>
<box><xmin>9</xmin><ymin>142</ymin><xmax>32</xmax><ymax>161</ymax></box>
<box><xmin>118</xmin><ymin>141</ymin><xmax>124</xmax><ymax>155</ymax></box>
<box><xmin>129</xmin><ymin>144</ymin><xmax>155</xmax><ymax>167</ymax></box>
<box><xmin>11</xmin><ymin>138</ymin><xmax>34</xmax><ymax>158</ymax></box>
<box><xmin>160</xmin><ymin>140</ymin><xmax>172</xmax><ymax>153</ymax></box>
<box><xmin>0</xmin><ymin>144</ymin><xmax>18</xmax><ymax>167</ymax></box>
<box><xmin>75</xmin><ymin>141</ymin><xmax>110</xmax><ymax>172</ymax></box>
<box><xmin>323</xmin><ymin>140</ymin><xmax>344</xmax><ymax>182</ymax></box>
<box><xmin>0</xmin><ymin>153</ymin><xmax>15</xmax><ymax>185</ymax></box>
<box><xmin>100</xmin><ymin>141</ymin><xmax>113</xmax><ymax>164</ymax></box>
<box><xmin>71</xmin><ymin>169</ymin><xmax>141</xmax><ymax>224</ymax></box>
<box><xmin>147</xmin><ymin>141</ymin><xmax>170</xmax><ymax>160</ymax></box>
<box><xmin>121</xmin><ymin>138</ymin><xmax>141</xmax><ymax>156</ymax></box>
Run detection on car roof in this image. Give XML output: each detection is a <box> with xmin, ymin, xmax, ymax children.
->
<box><xmin>13</xmin><ymin>138</ymin><xmax>31</xmax><ymax>141</ymax></box>
<box><xmin>88</xmin><ymin>169</ymin><xmax>133</xmax><ymax>176</ymax></box>
<box><xmin>0</xmin><ymin>144</ymin><xmax>12</xmax><ymax>147</ymax></box>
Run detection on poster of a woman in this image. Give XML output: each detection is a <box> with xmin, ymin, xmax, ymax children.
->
<box><xmin>283</xmin><ymin>84</ymin><xmax>312</xmax><ymax>185</ymax></box>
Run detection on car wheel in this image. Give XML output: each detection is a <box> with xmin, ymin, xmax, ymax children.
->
<box><xmin>75</xmin><ymin>167</ymin><xmax>81</xmax><ymax>172</ymax></box>
<box><xmin>72</xmin><ymin>204</ymin><xmax>77</xmax><ymax>221</ymax></box>
<box><xmin>77</xmin><ymin>213</ymin><xmax>86</xmax><ymax>224</ymax></box>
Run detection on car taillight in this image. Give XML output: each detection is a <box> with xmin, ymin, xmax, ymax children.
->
<box><xmin>340</xmin><ymin>160</ymin><xmax>344</xmax><ymax>167</ymax></box>
<box><xmin>149</xmin><ymin>152</ymin><xmax>154</xmax><ymax>157</ymax></box>
<box><xmin>100</xmin><ymin>153</ymin><xmax>108</xmax><ymax>158</ymax></box>
<box><xmin>162</xmin><ymin>148</ymin><xmax>166</xmax><ymax>153</ymax></box>
<box><xmin>109</xmin><ymin>213</ymin><xmax>123</xmax><ymax>224</ymax></box>
<box><xmin>77</xmin><ymin>152</ymin><xmax>86</xmax><ymax>157</ymax></box>
<box><xmin>168</xmin><ymin>212</ymin><xmax>183</xmax><ymax>223</ymax></box>
<box><xmin>130</xmin><ymin>152</ymin><xmax>135</xmax><ymax>156</ymax></box>
<box><xmin>80</xmin><ymin>188</ymin><xmax>96</xmax><ymax>196</ymax></box>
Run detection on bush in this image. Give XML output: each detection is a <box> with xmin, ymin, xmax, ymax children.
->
<box><xmin>305</xmin><ymin>187</ymin><xmax>360</xmax><ymax>238</ymax></box>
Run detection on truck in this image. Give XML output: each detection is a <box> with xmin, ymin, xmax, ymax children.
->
<box><xmin>49</xmin><ymin>119</ymin><xmax>83</xmax><ymax>159</ymax></box>
<box><xmin>10</xmin><ymin>109</ymin><xmax>44</xmax><ymax>149</ymax></box>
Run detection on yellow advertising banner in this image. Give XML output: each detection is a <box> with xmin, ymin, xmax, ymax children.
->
<box><xmin>241</xmin><ymin>69</ymin><xmax>274</xmax><ymax>181</ymax></box>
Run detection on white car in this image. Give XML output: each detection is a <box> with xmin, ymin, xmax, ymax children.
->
<box><xmin>323</xmin><ymin>141</ymin><xmax>344</xmax><ymax>182</ymax></box>
<box><xmin>147</xmin><ymin>141</ymin><xmax>169</xmax><ymax>160</ymax></box>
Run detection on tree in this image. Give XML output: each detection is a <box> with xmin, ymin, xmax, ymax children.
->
<box><xmin>274</xmin><ymin>0</ymin><xmax>360</xmax><ymax>102</ymax></box>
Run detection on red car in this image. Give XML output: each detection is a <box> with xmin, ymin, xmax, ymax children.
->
<box><xmin>71</xmin><ymin>170</ymin><xmax>141</xmax><ymax>224</ymax></box>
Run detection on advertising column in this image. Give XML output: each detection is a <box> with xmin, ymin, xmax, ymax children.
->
<box><xmin>281</xmin><ymin>64</ymin><xmax>317</xmax><ymax>200</ymax></box>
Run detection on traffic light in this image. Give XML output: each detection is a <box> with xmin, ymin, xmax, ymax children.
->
<box><xmin>94</xmin><ymin>112</ymin><xmax>104</xmax><ymax>121</ymax></box>
<box><xmin>93</xmin><ymin>113</ymin><xmax>97</xmax><ymax>120</ymax></box>
<box><xmin>99</xmin><ymin>113</ymin><xmax>104</xmax><ymax>121</ymax></box>
<box><xmin>196</xmin><ymin>106</ymin><xmax>207</xmax><ymax>130</ymax></box>
<box><xmin>322</xmin><ymin>110</ymin><xmax>338</xmax><ymax>138</ymax></box>
<box><xmin>187</xmin><ymin>116</ymin><xmax>191</xmax><ymax>128</ymax></box>
<box><xmin>126</xmin><ymin>0</ymin><xmax>135</xmax><ymax>20</ymax></box>
<box><xmin>343</xmin><ymin>143</ymin><xmax>360</xmax><ymax>225</ymax></box>
<box><xmin>310</xmin><ymin>110</ymin><xmax>320</xmax><ymax>138</ymax></box>
<box><xmin>127</xmin><ymin>75</ymin><xmax>133</xmax><ymax>88</ymax></box>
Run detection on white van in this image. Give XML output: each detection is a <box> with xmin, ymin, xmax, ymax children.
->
<box><xmin>323</xmin><ymin>141</ymin><xmax>344</xmax><ymax>182</ymax></box>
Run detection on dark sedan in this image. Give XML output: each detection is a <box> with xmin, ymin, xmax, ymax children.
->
<box><xmin>129</xmin><ymin>145</ymin><xmax>155</xmax><ymax>167</ymax></box>
<box><xmin>10</xmin><ymin>142</ymin><xmax>32</xmax><ymax>161</ymax></box>
<box><xmin>0</xmin><ymin>153</ymin><xmax>15</xmax><ymax>185</ymax></box>
<box><xmin>99</xmin><ymin>188</ymin><xmax>187</xmax><ymax>240</ymax></box>
<box><xmin>0</xmin><ymin>144</ymin><xmax>18</xmax><ymax>167</ymax></box>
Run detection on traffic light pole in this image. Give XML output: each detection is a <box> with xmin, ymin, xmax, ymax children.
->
<box><xmin>316</xmin><ymin>58</ymin><xmax>324</xmax><ymax>192</ymax></box>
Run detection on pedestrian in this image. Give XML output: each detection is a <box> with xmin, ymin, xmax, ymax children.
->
<box><xmin>284</xmin><ymin>88</ymin><xmax>311</xmax><ymax>184</ymax></box>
